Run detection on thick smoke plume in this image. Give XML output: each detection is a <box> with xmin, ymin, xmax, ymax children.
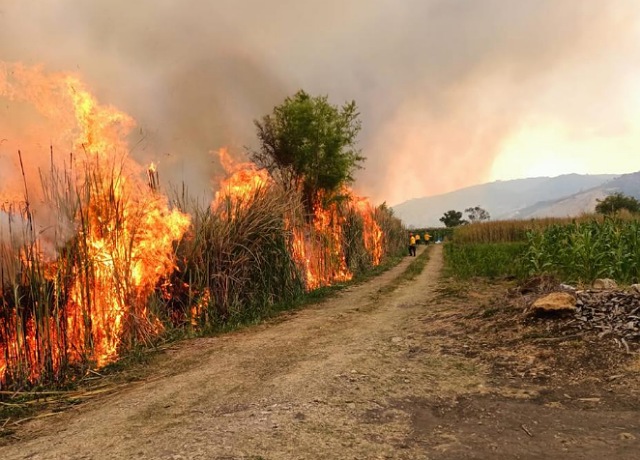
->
<box><xmin>1</xmin><ymin>0</ymin><xmax>639</xmax><ymax>206</ymax></box>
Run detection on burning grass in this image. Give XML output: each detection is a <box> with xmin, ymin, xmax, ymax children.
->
<box><xmin>0</xmin><ymin>154</ymin><xmax>191</xmax><ymax>389</ymax></box>
<box><xmin>0</xmin><ymin>65</ymin><xmax>405</xmax><ymax>390</ymax></box>
<box><xmin>0</xmin><ymin>159</ymin><xmax>403</xmax><ymax>390</ymax></box>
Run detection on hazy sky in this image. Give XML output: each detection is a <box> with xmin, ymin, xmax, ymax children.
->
<box><xmin>1</xmin><ymin>0</ymin><xmax>640</xmax><ymax>205</ymax></box>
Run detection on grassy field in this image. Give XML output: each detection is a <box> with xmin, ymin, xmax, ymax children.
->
<box><xmin>444</xmin><ymin>215</ymin><xmax>640</xmax><ymax>284</ymax></box>
<box><xmin>444</xmin><ymin>242</ymin><xmax>528</xmax><ymax>279</ymax></box>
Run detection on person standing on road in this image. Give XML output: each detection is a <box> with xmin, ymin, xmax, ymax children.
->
<box><xmin>424</xmin><ymin>232</ymin><xmax>431</xmax><ymax>245</ymax></box>
<box><xmin>415</xmin><ymin>233</ymin><xmax>421</xmax><ymax>245</ymax></box>
<box><xmin>409</xmin><ymin>233</ymin><xmax>416</xmax><ymax>256</ymax></box>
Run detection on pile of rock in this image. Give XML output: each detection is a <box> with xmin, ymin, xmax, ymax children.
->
<box><xmin>572</xmin><ymin>289</ymin><xmax>640</xmax><ymax>346</ymax></box>
<box><xmin>529</xmin><ymin>279</ymin><xmax>640</xmax><ymax>349</ymax></box>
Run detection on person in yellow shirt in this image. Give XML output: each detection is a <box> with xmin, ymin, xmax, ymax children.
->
<box><xmin>424</xmin><ymin>232</ymin><xmax>431</xmax><ymax>245</ymax></box>
<box><xmin>409</xmin><ymin>233</ymin><xmax>416</xmax><ymax>256</ymax></box>
<box><xmin>415</xmin><ymin>233</ymin><xmax>421</xmax><ymax>245</ymax></box>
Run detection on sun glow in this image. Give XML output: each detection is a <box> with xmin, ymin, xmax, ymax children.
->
<box><xmin>490</xmin><ymin>121</ymin><xmax>640</xmax><ymax>181</ymax></box>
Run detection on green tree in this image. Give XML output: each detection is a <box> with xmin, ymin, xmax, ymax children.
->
<box><xmin>465</xmin><ymin>206</ymin><xmax>491</xmax><ymax>223</ymax></box>
<box><xmin>439</xmin><ymin>210</ymin><xmax>467</xmax><ymax>227</ymax></box>
<box><xmin>250</xmin><ymin>90</ymin><xmax>364</xmax><ymax>213</ymax></box>
<box><xmin>595</xmin><ymin>192</ymin><xmax>640</xmax><ymax>215</ymax></box>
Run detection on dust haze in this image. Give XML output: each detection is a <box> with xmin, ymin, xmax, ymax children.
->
<box><xmin>1</xmin><ymin>0</ymin><xmax>639</xmax><ymax>206</ymax></box>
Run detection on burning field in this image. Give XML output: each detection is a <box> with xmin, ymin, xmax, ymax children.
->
<box><xmin>0</xmin><ymin>63</ymin><xmax>404</xmax><ymax>389</ymax></box>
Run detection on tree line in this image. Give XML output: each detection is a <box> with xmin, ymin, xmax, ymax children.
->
<box><xmin>439</xmin><ymin>206</ymin><xmax>491</xmax><ymax>227</ymax></box>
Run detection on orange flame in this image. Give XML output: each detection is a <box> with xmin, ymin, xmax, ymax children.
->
<box><xmin>353</xmin><ymin>194</ymin><xmax>384</xmax><ymax>266</ymax></box>
<box><xmin>212</xmin><ymin>148</ymin><xmax>271</xmax><ymax>210</ymax></box>
<box><xmin>0</xmin><ymin>62</ymin><xmax>134</xmax><ymax>156</ymax></box>
<box><xmin>0</xmin><ymin>63</ymin><xmax>190</xmax><ymax>378</ymax></box>
<box><xmin>206</xmin><ymin>151</ymin><xmax>383</xmax><ymax>291</ymax></box>
<box><xmin>0</xmin><ymin>62</ymin><xmax>387</xmax><ymax>385</ymax></box>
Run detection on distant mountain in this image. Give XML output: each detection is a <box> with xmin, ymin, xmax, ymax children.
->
<box><xmin>392</xmin><ymin>173</ymin><xmax>619</xmax><ymax>227</ymax></box>
<box><xmin>512</xmin><ymin>171</ymin><xmax>640</xmax><ymax>219</ymax></box>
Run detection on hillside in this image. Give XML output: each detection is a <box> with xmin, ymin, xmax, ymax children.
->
<box><xmin>512</xmin><ymin>171</ymin><xmax>640</xmax><ymax>219</ymax></box>
<box><xmin>393</xmin><ymin>173</ymin><xmax>618</xmax><ymax>227</ymax></box>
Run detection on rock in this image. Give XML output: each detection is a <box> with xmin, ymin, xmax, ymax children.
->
<box><xmin>593</xmin><ymin>278</ymin><xmax>618</xmax><ymax>289</ymax></box>
<box><xmin>630</xmin><ymin>284</ymin><xmax>640</xmax><ymax>294</ymax></box>
<box><xmin>530</xmin><ymin>292</ymin><xmax>577</xmax><ymax>316</ymax></box>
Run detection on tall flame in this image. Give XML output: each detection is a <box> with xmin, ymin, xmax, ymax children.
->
<box><xmin>0</xmin><ymin>62</ymin><xmax>134</xmax><ymax>156</ymax></box>
<box><xmin>212</xmin><ymin>148</ymin><xmax>271</xmax><ymax>210</ymax></box>
<box><xmin>0</xmin><ymin>63</ymin><xmax>190</xmax><ymax>378</ymax></box>
<box><xmin>208</xmin><ymin>150</ymin><xmax>381</xmax><ymax>291</ymax></box>
<box><xmin>353</xmin><ymin>194</ymin><xmax>384</xmax><ymax>266</ymax></box>
<box><xmin>0</xmin><ymin>63</ymin><xmax>387</xmax><ymax>386</ymax></box>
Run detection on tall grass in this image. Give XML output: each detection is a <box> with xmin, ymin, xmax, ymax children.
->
<box><xmin>0</xmin><ymin>154</ymin><xmax>405</xmax><ymax>390</ymax></box>
<box><xmin>375</xmin><ymin>205</ymin><xmax>405</xmax><ymax>258</ymax></box>
<box><xmin>1</xmin><ymin>153</ymin><xmax>188</xmax><ymax>389</ymax></box>
<box><xmin>168</xmin><ymin>184</ymin><xmax>304</xmax><ymax>330</ymax></box>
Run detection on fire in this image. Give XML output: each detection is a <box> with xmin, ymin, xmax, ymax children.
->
<box><xmin>190</xmin><ymin>287</ymin><xmax>210</xmax><ymax>327</ymax></box>
<box><xmin>212</xmin><ymin>148</ymin><xmax>271</xmax><ymax>209</ymax></box>
<box><xmin>352</xmin><ymin>194</ymin><xmax>384</xmax><ymax>266</ymax></box>
<box><xmin>291</xmin><ymin>189</ymin><xmax>385</xmax><ymax>289</ymax></box>
<box><xmin>64</xmin><ymin>74</ymin><xmax>134</xmax><ymax>155</ymax></box>
<box><xmin>0</xmin><ymin>63</ymin><xmax>134</xmax><ymax>156</ymax></box>
<box><xmin>0</xmin><ymin>62</ymin><xmax>389</xmax><ymax>387</ymax></box>
<box><xmin>66</xmin><ymin>186</ymin><xmax>191</xmax><ymax>365</ymax></box>
<box><xmin>290</xmin><ymin>204</ymin><xmax>353</xmax><ymax>291</ymax></box>
<box><xmin>207</xmin><ymin>150</ymin><xmax>383</xmax><ymax>291</ymax></box>
<box><xmin>312</xmin><ymin>199</ymin><xmax>353</xmax><ymax>284</ymax></box>
<box><xmin>0</xmin><ymin>63</ymin><xmax>190</xmax><ymax>381</ymax></box>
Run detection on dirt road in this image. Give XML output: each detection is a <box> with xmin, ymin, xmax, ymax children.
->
<box><xmin>2</xmin><ymin>244</ymin><xmax>639</xmax><ymax>459</ymax></box>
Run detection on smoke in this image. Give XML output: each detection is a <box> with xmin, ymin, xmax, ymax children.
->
<box><xmin>0</xmin><ymin>0</ymin><xmax>639</xmax><ymax>206</ymax></box>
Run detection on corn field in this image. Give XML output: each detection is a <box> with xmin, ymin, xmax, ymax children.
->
<box><xmin>444</xmin><ymin>242</ymin><xmax>528</xmax><ymax>279</ymax></box>
<box><xmin>523</xmin><ymin>218</ymin><xmax>640</xmax><ymax>284</ymax></box>
<box><xmin>445</xmin><ymin>216</ymin><xmax>640</xmax><ymax>284</ymax></box>
<box><xmin>450</xmin><ymin>215</ymin><xmax>634</xmax><ymax>244</ymax></box>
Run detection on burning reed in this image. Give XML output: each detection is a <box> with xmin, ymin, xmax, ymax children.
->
<box><xmin>166</xmin><ymin>153</ymin><xmax>401</xmax><ymax>330</ymax></box>
<box><xmin>0</xmin><ymin>154</ymin><xmax>190</xmax><ymax>388</ymax></box>
<box><xmin>0</xmin><ymin>155</ymin><xmax>402</xmax><ymax>389</ymax></box>
<box><xmin>0</xmin><ymin>65</ymin><xmax>404</xmax><ymax>390</ymax></box>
